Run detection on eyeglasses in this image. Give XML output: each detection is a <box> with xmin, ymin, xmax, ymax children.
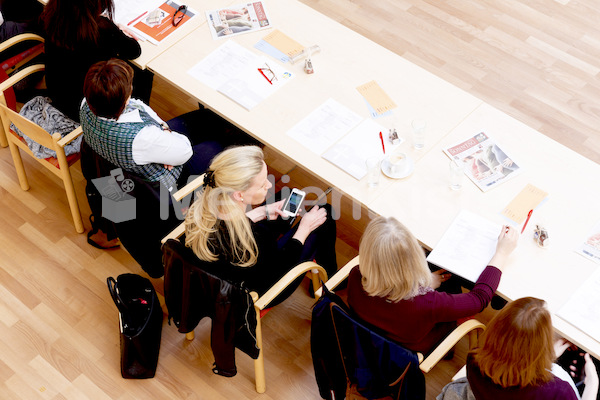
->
<box><xmin>258</xmin><ymin>63</ymin><xmax>277</xmax><ymax>85</ymax></box>
<box><xmin>172</xmin><ymin>5</ymin><xmax>187</xmax><ymax>26</ymax></box>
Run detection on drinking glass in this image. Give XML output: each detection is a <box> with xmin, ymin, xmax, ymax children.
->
<box><xmin>411</xmin><ymin>119</ymin><xmax>426</xmax><ymax>150</ymax></box>
<box><xmin>365</xmin><ymin>156</ymin><xmax>381</xmax><ymax>188</ymax></box>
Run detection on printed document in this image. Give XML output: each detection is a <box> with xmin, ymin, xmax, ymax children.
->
<box><xmin>285</xmin><ymin>99</ymin><xmax>363</xmax><ymax>155</ymax></box>
<box><xmin>558</xmin><ymin>268</ymin><xmax>600</xmax><ymax>341</ymax></box>
<box><xmin>321</xmin><ymin>118</ymin><xmax>388</xmax><ymax>180</ymax></box>
<box><xmin>426</xmin><ymin>210</ymin><xmax>502</xmax><ymax>283</ymax></box>
<box><xmin>187</xmin><ymin>41</ymin><xmax>293</xmax><ymax>110</ymax></box>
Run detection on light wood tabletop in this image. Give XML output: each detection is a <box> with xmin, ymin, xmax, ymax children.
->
<box><xmin>147</xmin><ymin>0</ymin><xmax>482</xmax><ymax>207</ymax></box>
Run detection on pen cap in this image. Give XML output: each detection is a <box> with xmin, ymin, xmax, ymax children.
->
<box><xmin>290</xmin><ymin>45</ymin><xmax>321</xmax><ymax>64</ymax></box>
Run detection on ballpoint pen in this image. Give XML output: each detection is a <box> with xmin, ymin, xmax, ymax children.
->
<box><xmin>521</xmin><ymin>209</ymin><xmax>533</xmax><ymax>234</ymax></box>
<box><xmin>379</xmin><ymin>131</ymin><xmax>385</xmax><ymax>154</ymax></box>
<box><xmin>128</xmin><ymin>11</ymin><xmax>148</xmax><ymax>26</ymax></box>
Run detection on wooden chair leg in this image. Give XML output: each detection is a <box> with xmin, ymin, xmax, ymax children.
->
<box><xmin>0</xmin><ymin>125</ymin><xmax>7</xmax><ymax>147</ymax></box>
<box><xmin>185</xmin><ymin>331</ymin><xmax>195</xmax><ymax>341</ymax></box>
<box><xmin>59</xmin><ymin>167</ymin><xmax>84</xmax><ymax>233</ymax></box>
<box><xmin>7</xmin><ymin>142</ymin><xmax>29</xmax><ymax>190</ymax></box>
<box><xmin>254</xmin><ymin>305</ymin><xmax>266</xmax><ymax>393</ymax></box>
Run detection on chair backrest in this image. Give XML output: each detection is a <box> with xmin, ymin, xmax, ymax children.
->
<box><xmin>0</xmin><ymin>102</ymin><xmax>60</xmax><ymax>151</ymax></box>
<box><xmin>161</xmin><ymin>237</ymin><xmax>260</xmax><ymax>374</ymax></box>
<box><xmin>325</xmin><ymin>291</ymin><xmax>425</xmax><ymax>400</ymax></box>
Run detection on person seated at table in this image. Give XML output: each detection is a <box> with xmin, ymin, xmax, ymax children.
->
<box><xmin>80</xmin><ymin>58</ymin><xmax>222</xmax><ymax>192</ymax></box>
<box><xmin>467</xmin><ymin>296</ymin><xmax>599</xmax><ymax>400</ymax></box>
<box><xmin>347</xmin><ymin>216</ymin><xmax>518</xmax><ymax>355</ymax></box>
<box><xmin>41</xmin><ymin>0</ymin><xmax>151</xmax><ymax>122</ymax></box>
<box><xmin>184</xmin><ymin>145</ymin><xmax>338</xmax><ymax>305</ymax></box>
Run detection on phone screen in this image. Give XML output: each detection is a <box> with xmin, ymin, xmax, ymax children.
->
<box><xmin>285</xmin><ymin>192</ymin><xmax>302</xmax><ymax>215</ymax></box>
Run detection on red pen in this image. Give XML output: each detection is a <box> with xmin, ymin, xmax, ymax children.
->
<box><xmin>379</xmin><ymin>131</ymin><xmax>385</xmax><ymax>154</ymax></box>
<box><xmin>258</xmin><ymin>68</ymin><xmax>273</xmax><ymax>85</ymax></box>
<box><xmin>521</xmin><ymin>209</ymin><xmax>533</xmax><ymax>234</ymax></box>
<box><xmin>128</xmin><ymin>11</ymin><xmax>148</xmax><ymax>26</ymax></box>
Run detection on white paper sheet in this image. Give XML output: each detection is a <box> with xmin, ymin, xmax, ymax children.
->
<box><xmin>426</xmin><ymin>210</ymin><xmax>502</xmax><ymax>283</ymax></box>
<box><xmin>575</xmin><ymin>220</ymin><xmax>600</xmax><ymax>264</ymax></box>
<box><xmin>286</xmin><ymin>99</ymin><xmax>363</xmax><ymax>155</ymax></box>
<box><xmin>113</xmin><ymin>0</ymin><xmax>163</xmax><ymax>27</ymax></box>
<box><xmin>321</xmin><ymin>118</ymin><xmax>387</xmax><ymax>179</ymax></box>
<box><xmin>187</xmin><ymin>41</ymin><xmax>293</xmax><ymax>110</ymax></box>
<box><xmin>558</xmin><ymin>268</ymin><xmax>600</xmax><ymax>342</ymax></box>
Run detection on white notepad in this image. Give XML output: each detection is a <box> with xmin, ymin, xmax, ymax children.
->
<box><xmin>321</xmin><ymin>118</ymin><xmax>387</xmax><ymax>180</ymax></box>
<box><xmin>426</xmin><ymin>210</ymin><xmax>502</xmax><ymax>283</ymax></box>
<box><xmin>557</xmin><ymin>268</ymin><xmax>600</xmax><ymax>341</ymax></box>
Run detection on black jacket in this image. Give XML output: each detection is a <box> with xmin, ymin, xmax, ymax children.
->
<box><xmin>80</xmin><ymin>141</ymin><xmax>182</xmax><ymax>278</ymax></box>
<box><xmin>162</xmin><ymin>239</ymin><xmax>260</xmax><ymax>377</ymax></box>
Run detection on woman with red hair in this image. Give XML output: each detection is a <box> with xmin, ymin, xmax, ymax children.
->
<box><xmin>467</xmin><ymin>297</ymin><xmax>598</xmax><ymax>400</ymax></box>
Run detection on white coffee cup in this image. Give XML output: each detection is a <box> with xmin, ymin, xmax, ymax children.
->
<box><xmin>387</xmin><ymin>152</ymin><xmax>408</xmax><ymax>174</ymax></box>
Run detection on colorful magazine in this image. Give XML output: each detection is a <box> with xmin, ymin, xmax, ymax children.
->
<box><xmin>444</xmin><ymin>132</ymin><xmax>522</xmax><ymax>192</ymax></box>
<box><xmin>128</xmin><ymin>0</ymin><xmax>196</xmax><ymax>45</ymax></box>
<box><xmin>206</xmin><ymin>2</ymin><xmax>271</xmax><ymax>40</ymax></box>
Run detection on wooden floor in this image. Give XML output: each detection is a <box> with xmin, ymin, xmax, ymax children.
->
<box><xmin>1</xmin><ymin>0</ymin><xmax>599</xmax><ymax>399</ymax></box>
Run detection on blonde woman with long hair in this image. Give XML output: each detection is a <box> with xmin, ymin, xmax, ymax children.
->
<box><xmin>185</xmin><ymin>145</ymin><xmax>337</xmax><ymax>304</ymax></box>
<box><xmin>467</xmin><ymin>297</ymin><xmax>598</xmax><ymax>400</ymax></box>
<box><xmin>347</xmin><ymin>216</ymin><xmax>518</xmax><ymax>354</ymax></box>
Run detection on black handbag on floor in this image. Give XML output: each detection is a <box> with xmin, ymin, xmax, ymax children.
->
<box><xmin>107</xmin><ymin>274</ymin><xmax>163</xmax><ymax>379</ymax></box>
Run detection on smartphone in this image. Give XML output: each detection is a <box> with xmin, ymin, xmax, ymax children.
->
<box><xmin>282</xmin><ymin>188</ymin><xmax>305</xmax><ymax>218</ymax></box>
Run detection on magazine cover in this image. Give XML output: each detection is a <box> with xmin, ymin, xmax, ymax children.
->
<box><xmin>206</xmin><ymin>2</ymin><xmax>271</xmax><ymax>40</ymax></box>
<box><xmin>129</xmin><ymin>0</ymin><xmax>196</xmax><ymax>44</ymax></box>
<box><xmin>444</xmin><ymin>132</ymin><xmax>522</xmax><ymax>192</ymax></box>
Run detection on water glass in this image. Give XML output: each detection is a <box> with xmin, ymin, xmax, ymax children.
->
<box><xmin>411</xmin><ymin>119</ymin><xmax>426</xmax><ymax>150</ymax></box>
<box><xmin>449</xmin><ymin>160</ymin><xmax>464</xmax><ymax>190</ymax></box>
<box><xmin>365</xmin><ymin>156</ymin><xmax>381</xmax><ymax>188</ymax></box>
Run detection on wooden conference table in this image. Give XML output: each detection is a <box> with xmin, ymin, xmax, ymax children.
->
<box><xmin>144</xmin><ymin>0</ymin><xmax>600</xmax><ymax>357</ymax></box>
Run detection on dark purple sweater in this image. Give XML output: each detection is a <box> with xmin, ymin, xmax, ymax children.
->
<box><xmin>347</xmin><ymin>265</ymin><xmax>501</xmax><ymax>353</ymax></box>
<box><xmin>467</xmin><ymin>355</ymin><xmax>578</xmax><ymax>400</ymax></box>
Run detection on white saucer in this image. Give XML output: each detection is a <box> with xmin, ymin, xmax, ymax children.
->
<box><xmin>381</xmin><ymin>157</ymin><xmax>414</xmax><ymax>179</ymax></box>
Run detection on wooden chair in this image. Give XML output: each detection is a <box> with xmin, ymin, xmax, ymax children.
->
<box><xmin>161</xmin><ymin>175</ymin><xmax>329</xmax><ymax>393</ymax></box>
<box><xmin>0</xmin><ymin>33</ymin><xmax>45</xmax><ymax>147</ymax></box>
<box><xmin>315</xmin><ymin>256</ymin><xmax>485</xmax><ymax>374</ymax></box>
<box><xmin>0</xmin><ymin>64</ymin><xmax>84</xmax><ymax>233</ymax></box>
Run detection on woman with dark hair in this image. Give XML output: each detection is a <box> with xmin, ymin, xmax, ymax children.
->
<box><xmin>41</xmin><ymin>0</ymin><xmax>149</xmax><ymax>122</ymax></box>
<box><xmin>467</xmin><ymin>297</ymin><xmax>599</xmax><ymax>400</ymax></box>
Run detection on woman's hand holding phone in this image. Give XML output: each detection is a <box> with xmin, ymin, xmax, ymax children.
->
<box><xmin>265</xmin><ymin>200</ymin><xmax>286</xmax><ymax>220</ymax></box>
<box><xmin>293</xmin><ymin>205</ymin><xmax>327</xmax><ymax>244</ymax></box>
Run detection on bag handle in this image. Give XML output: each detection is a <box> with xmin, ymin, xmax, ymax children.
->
<box><xmin>107</xmin><ymin>276</ymin><xmax>128</xmax><ymax>314</ymax></box>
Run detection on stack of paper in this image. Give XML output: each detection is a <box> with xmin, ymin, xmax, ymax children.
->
<box><xmin>426</xmin><ymin>210</ymin><xmax>502</xmax><ymax>283</ymax></box>
<box><xmin>557</xmin><ymin>268</ymin><xmax>600</xmax><ymax>341</ymax></box>
<box><xmin>187</xmin><ymin>41</ymin><xmax>294</xmax><ymax>110</ymax></box>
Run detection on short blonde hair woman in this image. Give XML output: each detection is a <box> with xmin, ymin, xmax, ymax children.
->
<box><xmin>347</xmin><ymin>216</ymin><xmax>518</xmax><ymax>354</ymax></box>
<box><xmin>467</xmin><ymin>297</ymin><xmax>599</xmax><ymax>400</ymax></box>
<box><xmin>185</xmin><ymin>145</ymin><xmax>338</xmax><ymax>303</ymax></box>
<box><xmin>358</xmin><ymin>216</ymin><xmax>432</xmax><ymax>302</ymax></box>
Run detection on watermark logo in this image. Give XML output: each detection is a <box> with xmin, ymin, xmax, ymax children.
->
<box><xmin>92</xmin><ymin>169</ymin><xmax>137</xmax><ymax>223</ymax></box>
